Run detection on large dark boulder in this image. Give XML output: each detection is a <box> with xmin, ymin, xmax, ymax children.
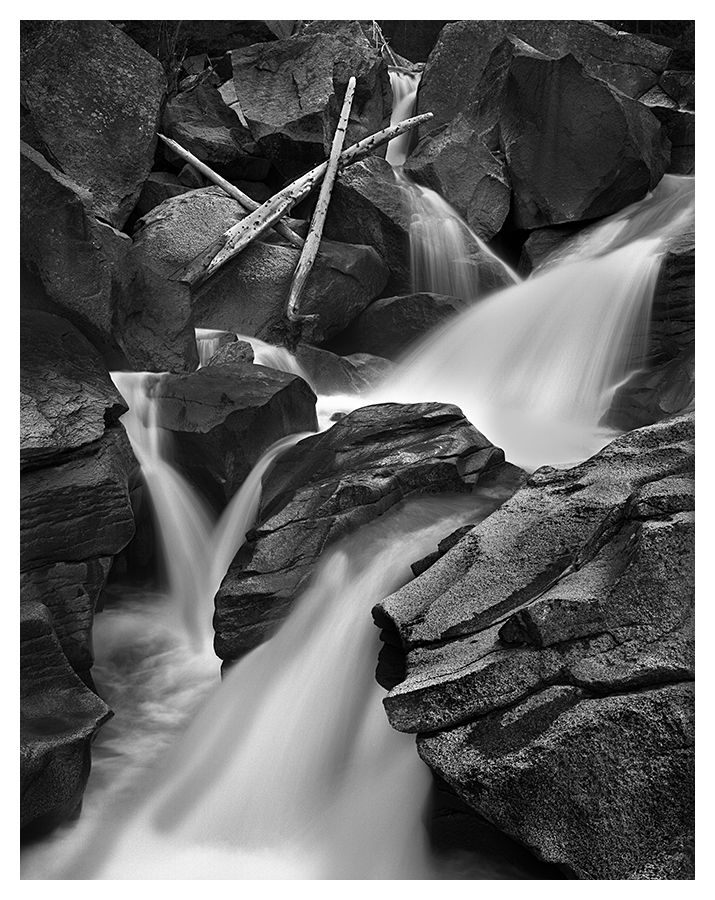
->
<box><xmin>324</xmin><ymin>156</ymin><xmax>414</xmax><ymax>296</ymax></box>
<box><xmin>416</xmin><ymin>20</ymin><xmax>672</xmax><ymax>137</ymax></box>
<box><xmin>161</xmin><ymin>82</ymin><xmax>271</xmax><ymax>182</ymax></box>
<box><xmin>21</xmin><ymin>142</ymin><xmax>198</xmax><ymax>373</ymax></box>
<box><xmin>21</xmin><ymin>142</ymin><xmax>132</xmax><ymax>369</ymax></box>
<box><xmin>214</xmin><ymin>402</ymin><xmax>521</xmax><ymax>664</ymax></box>
<box><xmin>154</xmin><ymin>364</ymin><xmax>318</xmax><ymax>511</ymax></box>
<box><xmin>20</xmin><ymin>311</ymin><xmax>138</xmax><ymax>674</ymax></box>
<box><xmin>132</xmin><ymin>186</ymin><xmax>388</xmax><ymax>345</ymax></box>
<box><xmin>228</xmin><ymin>21</ymin><xmax>391</xmax><ymax>178</ymax></box>
<box><xmin>332</xmin><ymin>292</ymin><xmax>468</xmax><ymax>361</ymax></box>
<box><xmin>403</xmin><ymin>114</ymin><xmax>510</xmax><ymax>241</ymax></box>
<box><xmin>374</xmin><ymin>411</ymin><xmax>694</xmax><ymax>879</ymax></box>
<box><xmin>21</xmin><ymin>601</ymin><xmax>113</xmax><ymax>837</ymax></box>
<box><xmin>469</xmin><ymin>37</ymin><xmax>670</xmax><ymax>230</ymax></box>
<box><xmin>21</xmin><ymin>20</ymin><xmax>166</xmax><ymax>229</ymax></box>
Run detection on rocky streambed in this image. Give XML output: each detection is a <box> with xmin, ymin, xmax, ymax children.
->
<box><xmin>20</xmin><ymin>19</ymin><xmax>694</xmax><ymax>879</ymax></box>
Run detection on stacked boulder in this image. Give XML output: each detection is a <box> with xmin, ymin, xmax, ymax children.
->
<box><xmin>20</xmin><ymin>310</ymin><xmax>138</xmax><ymax>834</ymax></box>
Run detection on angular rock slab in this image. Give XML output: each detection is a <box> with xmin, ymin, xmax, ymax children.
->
<box><xmin>375</xmin><ymin>412</ymin><xmax>694</xmax><ymax>880</ymax></box>
<box><xmin>332</xmin><ymin>292</ymin><xmax>468</xmax><ymax>361</ymax></box>
<box><xmin>229</xmin><ymin>21</ymin><xmax>391</xmax><ymax>178</ymax></box>
<box><xmin>21</xmin><ymin>310</ymin><xmax>127</xmax><ymax>466</ymax></box>
<box><xmin>154</xmin><ymin>363</ymin><xmax>318</xmax><ymax>511</ymax></box>
<box><xmin>21</xmin><ymin>143</ymin><xmax>198</xmax><ymax>373</ymax></box>
<box><xmin>324</xmin><ymin>156</ymin><xmax>414</xmax><ymax>296</ymax></box>
<box><xmin>472</xmin><ymin>38</ymin><xmax>670</xmax><ymax>229</ymax></box>
<box><xmin>416</xmin><ymin>20</ymin><xmax>672</xmax><ymax>137</ymax></box>
<box><xmin>214</xmin><ymin>402</ymin><xmax>513</xmax><ymax>664</ymax></box>
<box><xmin>21</xmin><ymin>601</ymin><xmax>112</xmax><ymax>836</ymax></box>
<box><xmin>20</xmin><ymin>142</ymin><xmax>133</xmax><ymax>369</ymax></box>
<box><xmin>404</xmin><ymin>114</ymin><xmax>511</xmax><ymax>241</ymax></box>
<box><xmin>418</xmin><ymin>682</ymin><xmax>694</xmax><ymax>879</ymax></box>
<box><xmin>20</xmin><ymin>20</ymin><xmax>166</xmax><ymax>229</ymax></box>
<box><xmin>161</xmin><ymin>82</ymin><xmax>270</xmax><ymax>181</ymax></box>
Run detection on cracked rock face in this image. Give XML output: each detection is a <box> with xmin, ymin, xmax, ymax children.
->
<box><xmin>214</xmin><ymin>402</ymin><xmax>522</xmax><ymax>665</ymax></box>
<box><xmin>374</xmin><ymin>410</ymin><xmax>694</xmax><ymax>879</ymax></box>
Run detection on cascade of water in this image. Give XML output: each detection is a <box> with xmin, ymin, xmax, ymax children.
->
<box><xmin>385</xmin><ymin>67</ymin><xmax>519</xmax><ymax>301</ymax></box>
<box><xmin>110</xmin><ymin>371</ymin><xmax>310</xmax><ymax>650</ymax></box>
<box><xmin>194</xmin><ymin>328</ymin><xmax>224</xmax><ymax>368</ymax></box>
<box><xmin>354</xmin><ymin>174</ymin><xmax>695</xmax><ymax>471</ymax></box>
<box><xmin>385</xmin><ymin>67</ymin><xmax>422</xmax><ymax>168</ymax></box>
<box><xmin>43</xmin><ymin>493</ymin><xmax>513</xmax><ymax>880</ymax></box>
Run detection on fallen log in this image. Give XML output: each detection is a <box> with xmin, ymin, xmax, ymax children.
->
<box><xmin>157</xmin><ymin>133</ymin><xmax>305</xmax><ymax>250</ymax></box>
<box><xmin>173</xmin><ymin>111</ymin><xmax>434</xmax><ymax>289</ymax></box>
<box><xmin>285</xmin><ymin>76</ymin><xmax>356</xmax><ymax>333</ymax></box>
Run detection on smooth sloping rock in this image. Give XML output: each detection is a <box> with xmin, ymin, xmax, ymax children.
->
<box><xmin>20</xmin><ymin>311</ymin><xmax>127</xmax><ymax>466</ymax></box>
<box><xmin>161</xmin><ymin>82</ymin><xmax>271</xmax><ymax>181</ymax></box>
<box><xmin>20</xmin><ymin>20</ymin><xmax>166</xmax><ymax>229</ymax></box>
<box><xmin>21</xmin><ymin>601</ymin><xmax>112</xmax><ymax>836</ymax></box>
<box><xmin>471</xmin><ymin>38</ymin><xmax>670</xmax><ymax>229</ymax></box>
<box><xmin>332</xmin><ymin>293</ymin><xmax>468</xmax><ymax>361</ymax></box>
<box><xmin>229</xmin><ymin>21</ymin><xmax>391</xmax><ymax>178</ymax></box>
<box><xmin>154</xmin><ymin>364</ymin><xmax>318</xmax><ymax>511</ymax></box>
<box><xmin>416</xmin><ymin>20</ymin><xmax>672</xmax><ymax>136</ymax></box>
<box><xmin>324</xmin><ymin>156</ymin><xmax>414</xmax><ymax>295</ymax></box>
<box><xmin>418</xmin><ymin>683</ymin><xmax>694</xmax><ymax>879</ymax></box>
<box><xmin>403</xmin><ymin>114</ymin><xmax>510</xmax><ymax>241</ymax></box>
<box><xmin>214</xmin><ymin>402</ymin><xmax>516</xmax><ymax>664</ymax></box>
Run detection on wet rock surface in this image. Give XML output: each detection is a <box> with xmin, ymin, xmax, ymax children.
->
<box><xmin>214</xmin><ymin>403</ymin><xmax>516</xmax><ymax>665</ymax></box>
<box><xmin>154</xmin><ymin>364</ymin><xmax>318</xmax><ymax>511</ymax></box>
<box><xmin>20</xmin><ymin>311</ymin><xmax>138</xmax><ymax>674</ymax></box>
<box><xmin>21</xmin><ymin>602</ymin><xmax>113</xmax><ymax>837</ymax></box>
<box><xmin>403</xmin><ymin>115</ymin><xmax>510</xmax><ymax>241</ymax></box>
<box><xmin>375</xmin><ymin>411</ymin><xmax>694</xmax><ymax>879</ymax></box>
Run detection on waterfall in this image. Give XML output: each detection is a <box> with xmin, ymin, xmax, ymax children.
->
<box><xmin>386</xmin><ymin>66</ymin><xmax>519</xmax><ymax>303</ymax></box>
<box><xmin>31</xmin><ymin>494</ymin><xmax>513</xmax><ymax>880</ymax></box>
<box><xmin>316</xmin><ymin>174</ymin><xmax>694</xmax><ymax>472</ymax></box>
<box><xmin>385</xmin><ymin>67</ymin><xmax>421</xmax><ymax>168</ymax></box>
<box><xmin>110</xmin><ymin>371</ymin><xmax>310</xmax><ymax>650</ymax></box>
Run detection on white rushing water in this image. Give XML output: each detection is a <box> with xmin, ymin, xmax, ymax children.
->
<box><xmin>317</xmin><ymin>175</ymin><xmax>695</xmax><ymax>471</ymax></box>
<box><xmin>25</xmin><ymin>494</ymin><xmax>511</xmax><ymax>880</ymax></box>
<box><xmin>21</xmin><ymin>62</ymin><xmax>695</xmax><ymax>882</ymax></box>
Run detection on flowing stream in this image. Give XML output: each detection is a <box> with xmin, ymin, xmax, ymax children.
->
<box><xmin>21</xmin><ymin>66</ymin><xmax>695</xmax><ymax>881</ymax></box>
